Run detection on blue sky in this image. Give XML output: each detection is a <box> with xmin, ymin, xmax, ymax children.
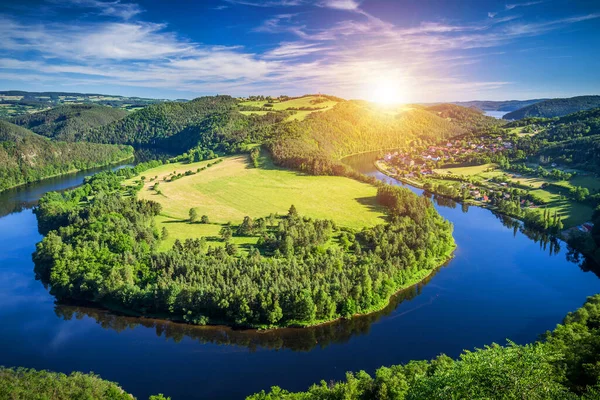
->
<box><xmin>0</xmin><ymin>0</ymin><xmax>598</xmax><ymax>101</ymax></box>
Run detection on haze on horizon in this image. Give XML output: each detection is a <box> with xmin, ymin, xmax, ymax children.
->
<box><xmin>0</xmin><ymin>0</ymin><xmax>598</xmax><ymax>102</ymax></box>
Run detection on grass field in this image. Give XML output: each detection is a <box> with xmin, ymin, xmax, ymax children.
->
<box><xmin>127</xmin><ymin>153</ymin><xmax>387</xmax><ymax>250</ymax></box>
<box><xmin>433</xmin><ymin>164</ymin><xmax>505</xmax><ymax>181</ymax></box>
<box><xmin>240</xmin><ymin>95</ymin><xmax>339</xmax><ymax>121</ymax></box>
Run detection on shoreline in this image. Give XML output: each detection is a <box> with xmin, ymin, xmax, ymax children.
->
<box><xmin>0</xmin><ymin>153</ymin><xmax>134</xmax><ymax>194</ymax></box>
<box><xmin>374</xmin><ymin>159</ymin><xmax>561</xmax><ymax>232</ymax></box>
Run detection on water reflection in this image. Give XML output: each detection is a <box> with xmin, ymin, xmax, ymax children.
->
<box><xmin>53</xmin><ymin>267</ymin><xmax>443</xmax><ymax>352</ymax></box>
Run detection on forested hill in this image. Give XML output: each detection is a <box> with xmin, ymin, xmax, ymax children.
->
<box><xmin>504</xmin><ymin>95</ymin><xmax>600</xmax><ymax>120</ymax></box>
<box><xmin>451</xmin><ymin>99</ymin><xmax>546</xmax><ymax>112</ymax></box>
<box><xmin>0</xmin><ymin>120</ymin><xmax>132</xmax><ymax>192</ymax></box>
<box><xmin>86</xmin><ymin>95</ymin><xmax>241</xmax><ymax>147</ymax></box>
<box><xmin>425</xmin><ymin>103</ymin><xmax>503</xmax><ymax>130</ymax></box>
<box><xmin>267</xmin><ymin>101</ymin><xmax>471</xmax><ymax>174</ymax></box>
<box><xmin>10</xmin><ymin>104</ymin><xmax>127</xmax><ymax>141</ymax></box>
<box><xmin>534</xmin><ymin>107</ymin><xmax>600</xmax><ymax>171</ymax></box>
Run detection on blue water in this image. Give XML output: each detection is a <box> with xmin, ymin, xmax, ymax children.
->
<box><xmin>0</xmin><ymin>155</ymin><xmax>598</xmax><ymax>399</ymax></box>
<box><xmin>484</xmin><ymin>110</ymin><xmax>509</xmax><ymax>119</ymax></box>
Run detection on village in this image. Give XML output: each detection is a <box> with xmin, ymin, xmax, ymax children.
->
<box><xmin>376</xmin><ymin>134</ymin><xmax>597</xmax><ymax>236</ymax></box>
<box><xmin>382</xmin><ymin>136</ymin><xmax>514</xmax><ymax>179</ymax></box>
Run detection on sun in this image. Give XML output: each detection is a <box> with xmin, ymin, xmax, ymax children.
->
<box><xmin>366</xmin><ymin>77</ymin><xmax>409</xmax><ymax>105</ymax></box>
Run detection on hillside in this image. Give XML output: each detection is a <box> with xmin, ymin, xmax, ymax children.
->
<box><xmin>86</xmin><ymin>95</ymin><xmax>285</xmax><ymax>152</ymax></box>
<box><xmin>0</xmin><ymin>120</ymin><xmax>133</xmax><ymax>192</ymax></box>
<box><xmin>504</xmin><ymin>95</ymin><xmax>600</xmax><ymax>120</ymax></box>
<box><xmin>268</xmin><ymin>101</ymin><xmax>469</xmax><ymax>175</ymax></box>
<box><xmin>240</xmin><ymin>94</ymin><xmax>340</xmax><ymax>121</ymax></box>
<box><xmin>425</xmin><ymin>103</ymin><xmax>504</xmax><ymax>130</ymax></box>
<box><xmin>10</xmin><ymin>104</ymin><xmax>127</xmax><ymax>141</ymax></box>
<box><xmin>452</xmin><ymin>99</ymin><xmax>546</xmax><ymax>112</ymax></box>
<box><xmin>0</xmin><ymin>90</ymin><xmax>168</xmax><ymax>117</ymax></box>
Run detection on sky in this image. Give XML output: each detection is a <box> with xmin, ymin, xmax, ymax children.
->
<box><xmin>0</xmin><ymin>0</ymin><xmax>599</xmax><ymax>102</ymax></box>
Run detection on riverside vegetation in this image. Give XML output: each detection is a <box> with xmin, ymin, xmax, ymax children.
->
<box><xmin>33</xmin><ymin>160</ymin><xmax>454</xmax><ymax>328</ymax></box>
<box><xmin>3</xmin><ymin>294</ymin><xmax>600</xmax><ymax>399</ymax></box>
<box><xmin>0</xmin><ymin>119</ymin><xmax>133</xmax><ymax>192</ymax></box>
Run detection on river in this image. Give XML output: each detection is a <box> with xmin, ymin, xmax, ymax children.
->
<box><xmin>1</xmin><ymin>152</ymin><xmax>599</xmax><ymax>399</ymax></box>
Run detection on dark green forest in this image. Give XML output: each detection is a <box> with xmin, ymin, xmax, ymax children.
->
<box><xmin>0</xmin><ymin>367</ymin><xmax>168</xmax><ymax>400</ymax></box>
<box><xmin>0</xmin><ymin>120</ymin><xmax>133</xmax><ymax>192</ymax></box>
<box><xmin>33</xmin><ymin>168</ymin><xmax>454</xmax><ymax>328</ymax></box>
<box><xmin>10</xmin><ymin>104</ymin><xmax>127</xmax><ymax>141</ymax></box>
<box><xmin>504</xmin><ymin>95</ymin><xmax>600</xmax><ymax>120</ymax></box>
<box><xmin>84</xmin><ymin>95</ymin><xmax>286</xmax><ymax>152</ymax></box>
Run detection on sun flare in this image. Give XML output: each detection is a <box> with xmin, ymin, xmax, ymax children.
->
<box><xmin>367</xmin><ymin>78</ymin><xmax>408</xmax><ymax>105</ymax></box>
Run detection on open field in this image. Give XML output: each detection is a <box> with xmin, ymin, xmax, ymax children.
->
<box><xmin>155</xmin><ymin>215</ymin><xmax>260</xmax><ymax>252</ymax></box>
<box><xmin>240</xmin><ymin>95</ymin><xmax>338</xmax><ymax>121</ymax></box>
<box><xmin>240</xmin><ymin>95</ymin><xmax>338</xmax><ymax>110</ymax></box>
<box><xmin>127</xmin><ymin>153</ymin><xmax>388</xmax><ymax>249</ymax></box>
<box><xmin>434</xmin><ymin>163</ymin><xmax>505</xmax><ymax>181</ymax></box>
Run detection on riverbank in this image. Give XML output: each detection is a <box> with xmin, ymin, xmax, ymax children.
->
<box><xmin>374</xmin><ymin>159</ymin><xmax>572</xmax><ymax>234</ymax></box>
<box><xmin>0</xmin><ymin>152</ymin><xmax>134</xmax><ymax>194</ymax></box>
<box><xmin>73</xmin><ymin>249</ymin><xmax>454</xmax><ymax>331</ymax></box>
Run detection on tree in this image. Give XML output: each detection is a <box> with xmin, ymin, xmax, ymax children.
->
<box><xmin>200</xmin><ymin>215</ymin><xmax>210</xmax><ymax>224</ymax></box>
<box><xmin>189</xmin><ymin>208</ymin><xmax>199</xmax><ymax>223</ymax></box>
<box><xmin>288</xmin><ymin>204</ymin><xmax>298</xmax><ymax>218</ymax></box>
<box><xmin>220</xmin><ymin>226</ymin><xmax>232</xmax><ymax>242</ymax></box>
<box><xmin>225</xmin><ymin>242</ymin><xmax>238</xmax><ymax>256</ymax></box>
<box><xmin>161</xmin><ymin>227</ymin><xmax>169</xmax><ymax>240</ymax></box>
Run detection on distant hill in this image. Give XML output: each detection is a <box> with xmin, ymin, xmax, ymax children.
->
<box><xmin>0</xmin><ymin>90</ymin><xmax>169</xmax><ymax>117</ymax></box>
<box><xmin>88</xmin><ymin>95</ymin><xmax>288</xmax><ymax>153</ymax></box>
<box><xmin>503</xmin><ymin>96</ymin><xmax>600</xmax><ymax>120</ymax></box>
<box><xmin>451</xmin><ymin>99</ymin><xmax>547</xmax><ymax>112</ymax></box>
<box><xmin>10</xmin><ymin>104</ymin><xmax>127</xmax><ymax>141</ymax></box>
<box><xmin>425</xmin><ymin>103</ymin><xmax>503</xmax><ymax>130</ymax></box>
<box><xmin>0</xmin><ymin>120</ymin><xmax>132</xmax><ymax>191</ymax></box>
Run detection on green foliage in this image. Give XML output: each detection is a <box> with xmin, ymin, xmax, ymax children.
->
<box><xmin>268</xmin><ymin>101</ymin><xmax>468</xmax><ymax>175</ymax></box>
<box><xmin>10</xmin><ymin>104</ymin><xmax>127</xmax><ymax>141</ymax></box>
<box><xmin>33</xmin><ymin>170</ymin><xmax>454</xmax><ymax>328</ymax></box>
<box><xmin>86</xmin><ymin>95</ymin><xmax>286</xmax><ymax>153</ymax></box>
<box><xmin>0</xmin><ymin>367</ymin><xmax>134</xmax><ymax>400</ymax></box>
<box><xmin>0</xmin><ymin>120</ymin><xmax>133</xmax><ymax>192</ymax></box>
<box><xmin>505</xmin><ymin>96</ymin><xmax>600</xmax><ymax>120</ymax></box>
<box><xmin>425</xmin><ymin>103</ymin><xmax>504</xmax><ymax>130</ymax></box>
<box><xmin>189</xmin><ymin>207</ymin><xmax>199</xmax><ymax>223</ymax></box>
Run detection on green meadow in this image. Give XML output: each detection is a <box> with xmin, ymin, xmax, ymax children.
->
<box><xmin>240</xmin><ymin>95</ymin><xmax>338</xmax><ymax>121</ymax></box>
<box><xmin>126</xmin><ymin>153</ymin><xmax>387</xmax><ymax>250</ymax></box>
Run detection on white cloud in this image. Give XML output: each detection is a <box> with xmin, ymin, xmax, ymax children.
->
<box><xmin>0</xmin><ymin>0</ymin><xmax>597</xmax><ymax>101</ymax></box>
<box><xmin>264</xmin><ymin>42</ymin><xmax>332</xmax><ymax>58</ymax></box>
<box><xmin>505</xmin><ymin>1</ymin><xmax>544</xmax><ymax>11</ymax></box>
<box><xmin>50</xmin><ymin>0</ymin><xmax>143</xmax><ymax>19</ymax></box>
<box><xmin>317</xmin><ymin>0</ymin><xmax>361</xmax><ymax>10</ymax></box>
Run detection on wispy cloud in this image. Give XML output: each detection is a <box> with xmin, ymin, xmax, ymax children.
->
<box><xmin>223</xmin><ymin>0</ymin><xmax>304</xmax><ymax>7</ymax></box>
<box><xmin>317</xmin><ymin>0</ymin><xmax>361</xmax><ymax>10</ymax></box>
<box><xmin>505</xmin><ymin>1</ymin><xmax>544</xmax><ymax>11</ymax></box>
<box><xmin>49</xmin><ymin>0</ymin><xmax>143</xmax><ymax>19</ymax></box>
<box><xmin>0</xmin><ymin>0</ymin><xmax>597</xmax><ymax>101</ymax></box>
